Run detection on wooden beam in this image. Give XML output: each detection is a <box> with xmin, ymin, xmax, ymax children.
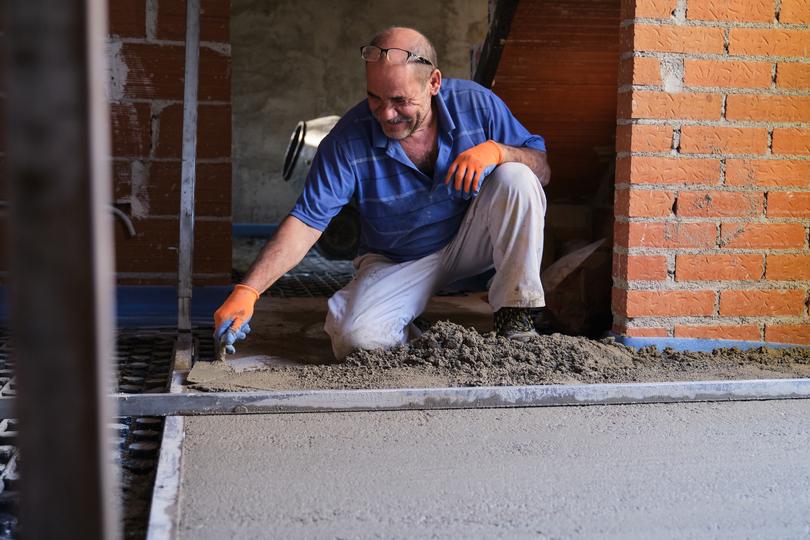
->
<box><xmin>5</xmin><ymin>0</ymin><xmax>119</xmax><ymax>537</ymax></box>
<box><xmin>473</xmin><ymin>0</ymin><xmax>520</xmax><ymax>89</ymax></box>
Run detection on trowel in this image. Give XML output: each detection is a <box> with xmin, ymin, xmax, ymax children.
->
<box><xmin>215</xmin><ymin>339</ymin><xmax>227</xmax><ymax>363</ymax></box>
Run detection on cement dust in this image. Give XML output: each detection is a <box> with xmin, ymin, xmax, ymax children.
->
<box><xmin>189</xmin><ymin>321</ymin><xmax>810</xmax><ymax>392</ymax></box>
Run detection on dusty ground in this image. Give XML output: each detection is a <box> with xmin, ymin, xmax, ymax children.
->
<box><xmin>189</xmin><ymin>321</ymin><xmax>810</xmax><ymax>392</ymax></box>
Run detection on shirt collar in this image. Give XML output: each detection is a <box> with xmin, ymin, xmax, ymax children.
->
<box><xmin>369</xmin><ymin>88</ymin><xmax>457</xmax><ymax>149</ymax></box>
<box><xmin>434</xmin><ymin>88</ymin><xmax>456</xmax><ymax>135</ymax></box>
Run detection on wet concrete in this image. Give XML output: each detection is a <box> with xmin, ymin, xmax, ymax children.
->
<box><xmin>176</xmin><ymin>400</ymin><xmax>810</xmax><ymax>539</ymax></box>
<box><xmin>190</xmin><ymin>295</ymin><xmax>810</xmax><ymax>392</ymax></box>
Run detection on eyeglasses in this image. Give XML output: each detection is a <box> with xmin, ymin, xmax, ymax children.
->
<box><xmin>360</xmin><ymin>45</ymin><xmax>434</xmax><ymax>67</ymax></box>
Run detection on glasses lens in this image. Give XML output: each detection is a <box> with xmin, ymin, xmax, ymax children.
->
<box><xmin>386</xmin><ymin>48</ymin><xmax>410</xmax><ymax>64</ymax></box>
<box><xmin>361</xmin><ymin>45</ymin><xmax>382</xmax><ymax>61</ymax></box>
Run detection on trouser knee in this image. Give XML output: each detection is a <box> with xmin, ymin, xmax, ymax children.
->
<box><xmin>487</xmin><ymin>162</ymin><xmax>541</xmax><ymax>196</ymax></box>
<box><xmin>325</xmin><ymin>310</ymin><xmax>405</xmax><ymax>360</ymax></box>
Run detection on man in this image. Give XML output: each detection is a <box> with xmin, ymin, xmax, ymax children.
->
<box><xmin>214</xmin><ymin>27</ymin><xmax>550</xmax><ymax>360</ymax></box>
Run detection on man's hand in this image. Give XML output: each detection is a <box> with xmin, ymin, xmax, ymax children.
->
<box><xmin>444</xmin><ymin>140</ymin><xmax>503</xmax><ymax>195</ymax></box>
<box><xmin>213</xmin><ymin>284</ymin><xmax>260</xmax><ymax>354</ymax></box>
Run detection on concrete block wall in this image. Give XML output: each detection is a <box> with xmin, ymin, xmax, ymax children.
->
<box><xmin>108</xmin><ymin>0</ymin><xmax>232</xmax><ymax>285</ymax></box>
<box><xmin>612</xmin><ymin>0</ymin><xmax>810</xmax><ymax>344</ymax></box>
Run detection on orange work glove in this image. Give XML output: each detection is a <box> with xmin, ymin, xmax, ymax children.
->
<box><xmin>213</xmin><ymin>284</ymin><xmax>260</xmax><ymax>354</ymax></box>
<box><xmin>444</xmin><ymin>140</ymin><xmax>503</xmax><ymax>195</ymax></box>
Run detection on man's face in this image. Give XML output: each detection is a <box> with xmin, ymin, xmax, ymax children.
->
<box><xmin>366</xmin><ymin>64</ymin><xmax>434</xmax><ymax>141</ymax></box>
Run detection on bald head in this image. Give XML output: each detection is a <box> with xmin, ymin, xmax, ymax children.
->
<box><xmin>370</xmin><ymin>27</ymin><xmax>437</xmax><ymax>66</ymax></box>
<box><xmin>367</xmin><ymin>27</ymin><xmax>438</xmax><ymax>82</ymax></box>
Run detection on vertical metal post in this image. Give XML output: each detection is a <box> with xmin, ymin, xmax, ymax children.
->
<box><xmin>5</xmin><ymin>0</ymin><xmax>119</xmax><ymax>538</ymax></box>
<box><xmin>177</xmin><ymin>0</ymin><xmax>200</xmax><ymax>333</ymax></box>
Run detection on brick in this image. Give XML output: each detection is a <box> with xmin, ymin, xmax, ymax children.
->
<box><xmin>726</xmin><ymin>159</ymin><xmax>810</xmax><ymax>187</ymax></box>
<box><xmin>626</xmin><ymin>290</ymin><xmax>715</xmax><ymax>317</ymax></box>
<box><xmin>780</xmin><ymin>0</ymin><xmax>810</xmax><ymax>23</ymax></box>
<box><xmin>720</xmin><ymin>289</ymin><xmax>806</xmax><ymax>316</ymax></box>
<box><xmin>112</xmin><ymin>160</ymin><xmax>133</xmax><ymax>202</ymax></box>
<box><xmin>674</xmin><ymin>324</ymin><xmax>761</xmax><ymax>341</ymax></box>
<box><xmin>625</xmin><ymin>24</ymin><xmax>725</xmax><ymax>54</ymax></box>
<box><xmin>616</xmin><ymin>156</ymin><xmax>720</xmax><ymax>185</ymax></box>
<box><xmin>156</xmin><ymin>0</ymin><xmax>230</xmax><ymax>42</ymax></box>
<box><xmin>624</xmin><ymin>326</ymin><xmax>671</xmax><ymax>337</ymax></box>
<box><xmin>729</xmin><ymin>28</ymin><xmax>810</xmax><ymax>57</ymax></box>
<box><xmin>617</xmin><ymin>124</ymin><xmax>673</xmax><ymax>153</ymax></box>
<box><xmin>618</xmin><ymin>56</ymin><xmax>661</xmax><ymax>86</ymax></box>
<box><xmin>109</xmin><ymin>0</ymin><xmax>146</xmax><ymax>38</ymax></box>
<box><xmin>679</xmin><ymin>126</ymin><xmax>768</xmax><ymax>155</ymax></box>
<box><xmin>612</xmin><ymin>286</ymin><xmax>628</xmax><ymax>315</ymax></box>
<box><xmin>120</xmin><ymin>44</ymin><xmax>230</xmax><ymax>101</ymax></box>
<box><xmin>155</xmin><ymin>104</ymin><xmax>231</xmax><ymax>159</ymax></box>
<box><xmin>683</xmin><ymin>60</ymin><xmax>772</xmax><ymax>89</ymax></box>
<box><xmin>615</xmin><ymin>221</ymin><xmax>717</xmax><ymax>248</ymax></box>
<box><xmin>766</xmin><ymin>254</ymin><xmax>810</xmax><ymax>280</ymax></box>
<box><xmin>777</xmin><ymin>63</ymin><xmax>810</xmax><ymax>88</ymax></box>
<box><xmin>772</xmin><ymin>129</ymin><xmax>810</xmax><ymax>155</ymax></box>
<box><xmin>114</xmin><ymin>218</ymin><xmax>231</xmax><ymax>274</ymax></box>
<box><xmin>687</xmin><ymin>0</ymin><xmax>774</xmax><ymax>22</ymax></box>
<box><xmin>622</xmin><ymin>91</ymin><xmax>722</xmax><ymax>120</ymax></box>
<box><xmin>726</xmin><ymin>95</ymin><xmax>810</xmax><ymax>122</ymax></box>
<box><xmin>767</xmin><ymin>191</ymin><xmax>810</xmax><ymax>218</ymax></box>
<box><xmin>616</xmin><ymin>188</ymin><xmax>675</xmax><ymax>217</ymax></box>
<box><xmin>148</xmin><ymin>162</ymin><xmax>231</xmax><ymax>216</ymax></box>
<box><xmin>675</xmin><ymin>254</ymin><xmax>763</xmax><ymax>281</ymax></box>
<box><xmin>677</xmin><ymin>190</ymin><xmax>764</xmax><ymax>217</ymax></box>
<box><xmin>622</xmin><ymin>0</ymin><xmax>677</xmax><ymax>18</ymax></box>
<box><xmin>720</xmin><ymin>223</ymin><xmax>806</xmax><ymax>248</ymax></box>
<box><xmin>613</xmin><ymin>253</ymin><xmax>669</xmax><ymax>281</ymax></box>
<box><xmin>765</xmin><ymin>324</ymin><xmax>810</xmax><ymax>345</ymax></box>
<box><xmin>110</xmin><ymin>102</ymin><xmax>150</xmax><ymax>157</ymax></box>
<box><xmin>616</xmin><ymin>124</ymin><xmax>672</xmax><ymax>153</ymax></box>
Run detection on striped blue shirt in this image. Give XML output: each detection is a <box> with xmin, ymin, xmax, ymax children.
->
<box><xmin>289</xmin><ymin>78</ymin><xmax>546</xmax><ymax>262</ymax></box>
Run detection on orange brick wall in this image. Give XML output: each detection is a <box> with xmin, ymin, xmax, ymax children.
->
<box><xmin>613</xmin><ymin>0</ymin><xmax>810</xmax><ymax>344</ymax></box>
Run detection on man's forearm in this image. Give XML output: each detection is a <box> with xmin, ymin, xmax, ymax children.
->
<box><xmin>241</xmin><ymin>215</ymin><xmax>322</xmax><ymax>294</ymax></box>
<box><xmin>496</xmin><ymin>144</ymin><xmax>551</xmax><ymax>187</ymax></box>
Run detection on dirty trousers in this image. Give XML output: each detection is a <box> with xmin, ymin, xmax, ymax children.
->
<box><xmin>325</xmin><ymin>162</ymin><xmax>547</xmax><ymax>360</ymax></box>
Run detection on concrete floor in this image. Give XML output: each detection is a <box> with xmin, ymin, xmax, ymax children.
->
<box><xmin>175</xmin><ymin>400</ymin><xmax>810</xmax><ymax>539</ymax></box>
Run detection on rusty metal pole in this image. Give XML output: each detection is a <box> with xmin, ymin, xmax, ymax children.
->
<box><xmin>5</xmin><ymin>0</ymin><xmax>119</xmax><ymax>538</ymax></box>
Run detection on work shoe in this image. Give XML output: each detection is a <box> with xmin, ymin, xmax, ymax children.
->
<box><xmin>494</xmin><ymin>307</ymin><xmax>539</xmax><ymax>341</ymax></box>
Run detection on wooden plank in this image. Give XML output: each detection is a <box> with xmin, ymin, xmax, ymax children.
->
<box><xmin>474</xmin><ymin>0</ymin><xmax>519</xmax><ymax>88</ymax></box>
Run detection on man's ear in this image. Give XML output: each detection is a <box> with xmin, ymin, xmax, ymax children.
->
<box><xmin>428</xmin><ymin>69</ymin><xmax>442</xmax><ymax>96</ymax></box>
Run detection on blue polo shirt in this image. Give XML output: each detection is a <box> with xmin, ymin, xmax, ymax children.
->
<box><xmin>289</xmin><ymin>78</ymin><xmax>546</xmax><ymax>262</ymax></box>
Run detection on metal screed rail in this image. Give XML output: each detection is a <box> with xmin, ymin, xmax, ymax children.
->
<box><xmin>1</xmin><ymin>379</ymin><xmax>809</xmax><ymax>419</ymax></box>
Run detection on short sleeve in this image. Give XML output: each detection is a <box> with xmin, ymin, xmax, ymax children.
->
<box><xmin>486</xmin><ymin>91</ymin><xmax>546</xmax><ymax>153</ymax></box>
<box><xmin>289</xmin><ymin>136</ymin><xmax>356</xmax><ymax>231</ymax></box>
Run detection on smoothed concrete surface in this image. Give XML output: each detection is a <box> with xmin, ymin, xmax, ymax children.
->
<box><xmin>176</xmin><ymin>400</ymin><xmax>810</xmax><ymax>539</ymax></box>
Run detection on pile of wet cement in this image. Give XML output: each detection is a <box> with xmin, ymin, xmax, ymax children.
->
<box><xmin>344</xmin><ymin>321</ymin><xmax>810</xmax><ymax>385</ymax></box>
<box><xmin>191</xmin><ymin>321</ymin><xmax>810</xmax><ymax>392</ymax></box>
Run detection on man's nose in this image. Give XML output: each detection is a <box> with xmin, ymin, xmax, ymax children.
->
<box><xmin>379</xmin><ymin>104</ymin><xmax>398</xmax><ymax>121</ymax></box>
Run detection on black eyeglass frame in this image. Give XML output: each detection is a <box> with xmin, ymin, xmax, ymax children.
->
<box><xmin>360</xmin><ymin>45</ymin><xmax>435</xmax><ymax>67</ymax></box>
